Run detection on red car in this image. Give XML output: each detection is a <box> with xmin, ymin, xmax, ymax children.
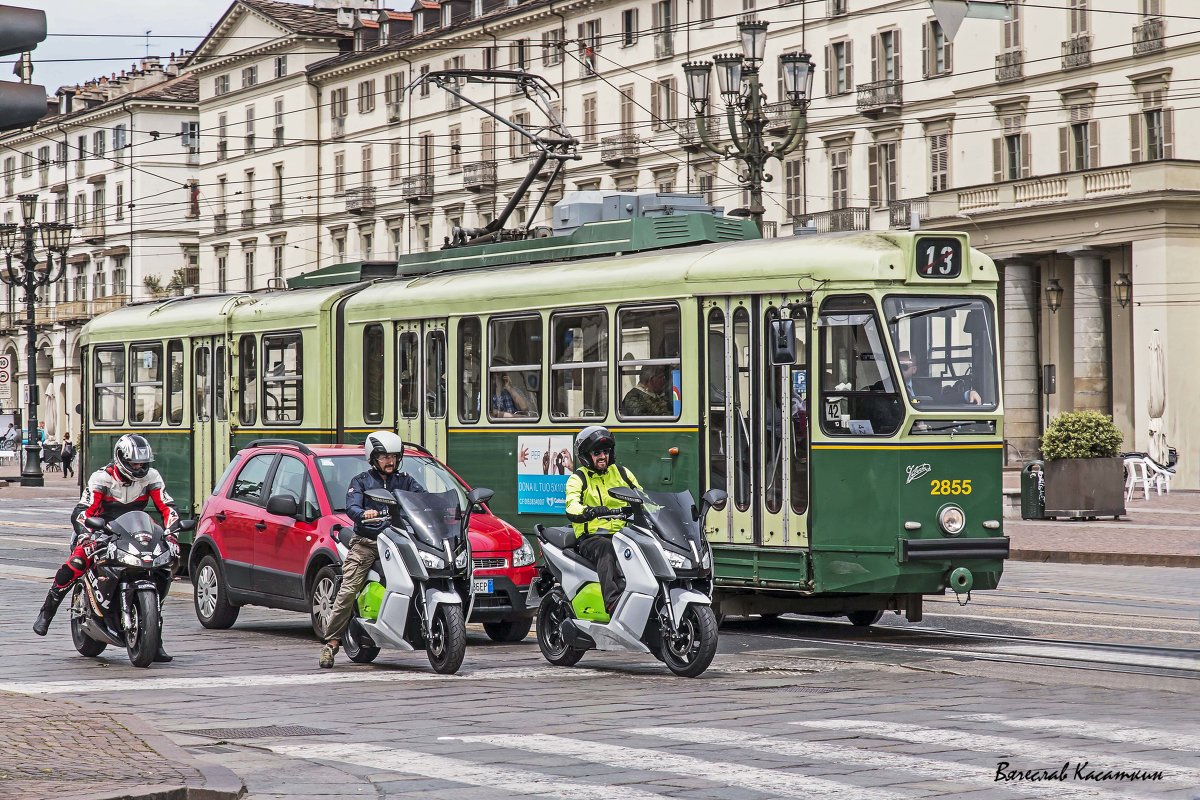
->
<box><xmin>188</xmin><ymin>439</ymin><xmax>536</xmax><ymax>643</ymax></box>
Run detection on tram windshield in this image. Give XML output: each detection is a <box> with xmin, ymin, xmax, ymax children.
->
<box><xmin>883</xmin><ymin>296</ymin><xmax>998</xmax><ymax>411</ymax></box>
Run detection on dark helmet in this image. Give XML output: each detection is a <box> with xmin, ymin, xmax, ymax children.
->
<box><xmin>114</xmin><ymin>434</ymin><xmax>154</xmax><ymax>481</ymax></box>
<box><xmin>365</xmin><ymin>430</ymin><xmax>405</xmax><ymax>470</ymax></box>
<box><xmin>575</xmin><ymin>425</ymin><xmax>615</xmax><ymax>472</ymax></box>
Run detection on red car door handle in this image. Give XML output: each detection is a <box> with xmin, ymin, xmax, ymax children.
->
<box><xmin>255</xmin><ymin>521</ymin><xmax>267</xmax><ymax>531</ymax></box>
<box><xmin>214</xmin><ymin>512</ymin><xmax>226</xmax><ymax>522</ymax></box>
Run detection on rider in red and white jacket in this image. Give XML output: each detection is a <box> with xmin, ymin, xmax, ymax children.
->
<box><xmin>33</xmin><ymin>434</ymin><xmax>180</xmax><ymax>662</ymax></box>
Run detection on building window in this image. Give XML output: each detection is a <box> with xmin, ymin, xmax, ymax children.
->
<box><xmin>827</xmin><ymin>41</ymin><xmax>853</xmax><ymax>95</ymax></box>
<box><xmin>358</xmin><ymin>79</ymin><xmax>376</xmax><ymax>114</ymax></box>
<box><xmin>244</xmin><ymin>105</ymin><xmax>256</xmax><ymax>154</ymax></box>
<box><xmin>830</xmin><ymin>147</ymin><xmax>849</xmax><ymax>209</ymax></box>
<box><xmin>214</xmin><ymin>74</ymin><xmax>230</xmax><ymax>96</ymax></box>
<box><xmin>217</xmin><ymin>113</ymin><xmax>228</xmax><ymax>161</ymax></box>
<box><xmin>389</xmin><ymin>141</ymin><xmax>402</xmax><ymax>182</ymax></box>
<box><xmin>994</xmin><ymin>129</ymin><xmax>1032</xmax><ymax>180</ymax></box>
<box><xmin>332</xmin><ymin>231</ymin><xmax>346</xmax><ymax>261</ymax></box>
<box><xmin>650</xmin><ymin>78</ymin><xmax>677</xmax><ymax>131</ymax></box>
<box><xmin>1003</xmin><ymin>0</ymin><xmax>1022</xmax><ymax>49</ymax></box>
<box><xmin>361</xmin><ymin>144</ymin><xmax>373</xmax><ymax>187</ymax></box>
<box><xmin>509</xmin><ymin>111</ymin><xmax>530</xmax><ymax>159</ymax></box>
<box><xmin>542</xmin><ymin>28</ymin><xmax>563</xmax><ymax>66</ymax></box>
<box><xmin>582</xmin><ymin>94</ymin><xmax>597</xmax><ymax>142</ymax></box>
<box><xmin>929</xmin><ymin>132</ymin><xmax>950</xmax><ymax>191</ymax></box>
<box><xmin>334</xmin><ymin>151</ymin><xmax>346</xmax><ymax>194</ymax></box>
<box><xmin>419</xmin><ymin>65</ymin><xmax>430</xmax><ymax>98</ymax></box>
<box><xmin>273</xmin><ymin>98</ymin><xmax>284</xmax><ymax>147</ymax></box>
<box><xmin>869</xmin><ymin>141</ymin><xmax>898</xmax><ymax>206</ymax></box>
<box><xmin>448</xmin><ymin>126</ymin><xmax>461</xmax><ymax>171</ymax></box>
<box><xmin>873</xmin><ymin>30</ymin><xmax>900</xmax><ymax>82</ymax></box>
<box><xmin>654</xmin><ymin>167</ymin><xmax>676</xmax><ymax>193</ymax></box>
<box><xmin>330</xmin><ymin>87</ymin><xmax>348</xmax><ymax>121</ymax></box>
<box><xmin>92</xmin><ymin>131</ymin><xmax>106</xmax><ymax>160</ymax></box>
<box><xmin>271</xmin><ymin>235</ymin><xmax>284</xmax><ymax>279</ymax></box>
<box><xmin>244</xmin><ymin>248</ymin><xmax>255</xmax><ymax>290</ymax></box>
<box><xmin>112</xmin><ymin>255</ymin><xmax>126</xmax><ymax>296</ymax></box>
<box><xmin>785</xmin><ymin>158</ymin><xmax>804</xmax><ymax>220</ymax></box>
<box><xmin>217</xmin><ymin>251</ymin><xmax>228</xmax><ymax>293</ymax></box>
<box><xmin>1133</xmin><ymin>89</ymin><xmax>1172</xmax><ymax>162</ymax></box>
<box><xmin>577</xmin><ymin>19</ymin><xmax>601</xmax><ymax>74</ymax></box>
<box><xmin>1061</xmin><ymin>113</ymin><xmax>1098</xmax><ymax>172</ymax></box>
<box><xmin>923</xmin><ymin>20</ymin><xmax>952</xmax><ymax>76</ymax></box>
<box><xmin>274</xmin><ymin>55</ymin><xmax>287</xmax><ymax>79</ymax></box>
<box><xmin>242</xmin><ymin>65</ymin><xmax>258</xmax><ymax>88</ymax></box>
<box><xmin>621</xmin><ymin>9</ymin><xmax>638</xmax><ymax>46</ymax></box>
<box><xmin>619</xmin><ymin>85</ymin><xmax>635</xmax><ymax>134</ymax></box>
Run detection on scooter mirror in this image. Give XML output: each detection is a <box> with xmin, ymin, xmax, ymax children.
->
<box><xmin>178</xmin><ymin>519</ymin><xmax>197</xmax><ymax>532</ymax></box>
<box><xmin>467</xmin><ymin>487</ymin><xmax>495</xmax><ymax>507</ymax></box>
<box><xmin>702</xmin><ymin>489</ymin><xmax>728</xmax><ymax>512</ymax></box>
<box><xmin>85</xmin><ymin>516</ymin><xmax>106</xmax><ymax>531</ymax></box>
<box><xmin>608</xmin><ymin>486</ymin><xmax>643</xmax><ymax>505</ymax></box>
<box><xmin>365</xmin><ymin>489</ymin><xmax>398</xmax><ymax>505</ymax></box>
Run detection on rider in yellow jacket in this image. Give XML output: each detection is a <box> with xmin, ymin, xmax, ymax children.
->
<box><xmin>564</xmin><ymin>426</ymin><xmax>643</xmax><ymax>613</ymax></box>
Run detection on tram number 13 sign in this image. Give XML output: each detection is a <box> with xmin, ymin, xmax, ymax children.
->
<box><xmin>915</xmin><ymin>237</ymin><xmax>963</xmax><ymax>279</ymax></box>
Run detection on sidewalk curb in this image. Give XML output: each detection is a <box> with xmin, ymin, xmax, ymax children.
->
<box><xmin>1010</xmin><ymin>549</ymin><xmax>1200</xmax><ymax>568</ymax></box>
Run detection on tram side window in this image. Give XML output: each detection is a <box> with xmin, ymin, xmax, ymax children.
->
<box><xmin>93</xmin><ymin>346</ymin><xmax>125</xmax><ymax>424</ymax></box>
<box><xmin>363</xmin><ymin>324</ymin><xmax>385</xmax><ymax>424</ymax></box>
<box><xmin>488</xmin><ymin>315</ymin><xmax>541</xmax><ymax>421</ymax></box>
<box><xmin>398</xmin><ymin>332</ymin><xmax>419</xmax><ymax>419</ymax></box>
<box><xmin>129</xmin><ymin>343</ymin><xmax>163</xmax><ymax>425</ymax></box>
<box><xmin>238</xmin><ymin>334</ymin><xmax>257</xmax><ymax>426</ymax></box>
<box><xmin>195</xmin><ymin>346</ymin><xmax>211</xmax><ymax>422</ymax></box>
<box><xmin>819</xmin><ymin>296</ymin><xmax>901</xmax><ymax>436</ymax></box>
<box><xmin>425</xmin><ymin>329</ymin><xmax>447</xmax><ymax>419</ymax></box>
<box><xmin>706</xmin><ymin>307</ymin><xmax>727</xmax><ymax>494</ymax></box>
<box><xmin>262</xmin><ymin>333</ymin><xmax>302</xmax><ymax>424</ymax></box>
<box><xmin>167</xmin><ymin>340</ymin><xmax>184</xmax><ymax>425</ymax></box>
<box><xmin>550</xmin><ymin>309</ymin><xmax>608</xmax><ymax>420</ymax></box>
<box><xmin>215</xmin><ymin>345</ymin><xmax>228</xmax><ymax>421</ymax></box>
<box><xmin>458</xmin><ymin>317</ymin><xmax>482</xmax><ymax>423</ymax></box>
<box><xmin>617</xmin><ymin>304</ymin><xmax>681</xmax><ymax>420</ymax></box>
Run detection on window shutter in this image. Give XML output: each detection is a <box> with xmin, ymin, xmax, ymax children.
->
<box><xmin>1163</xmin><ymin>108</ymin><xmax>1174</xmax><ymax>158</ymax></box>
<box><xmin>1020</xmin><ymin>132</ymin><xmax>1032</xmax><ymax>177</ymax></box>
<box><xmin>886</xmin><ymin>144</ymin><xmax>898</xmax><ymax>202</ymax></box>
<box><xmin>846</xmin><ymin>42</ymin><xmax>853</xmax><ymax>90</ymax></box>
<box><xmin>824</xmin><ymin>45</ymin><xmax>832</xmax><ymax>95</ymax></box>
<box><xmin>921</xmin><ymin>23</ymin><xmax>930</xmax><ymax>78</ymax></box>
<box><xmin>893</xmin><ymin>29</ymin><xmax>902</xmax><ymax>78</ymax></box>
<box><xmin>1088</xmin><ymin>120</ymin><xmax>1100</xmax><ymax>167</ymax></box>
<box><xmin>650</xmin><ymin>82</ymin><xmax>660</xmax><ymax>124</ymax></box>
<box><xmin>868</xmin><ymin>145</ymin><xmax>879</xmax><ymax>205</ymax></box>
<box><xmin>1129</xmin><ymin>113</ymin><xmax>1142</xmax><ymax>163</ymax></box>
<box><xmin>870</xmin><ymin>34</ymin><xmax>878</xmax><ymax>82</ymax></box>
<box><xmin>1058</xmin><ymin>127</ymin><xmax>1070</xmax><ymax>172</ymax></box>
<box><xmin>992</xmin><ymin>137</ymin><xmax>1002</xmax><ymax>182</ymax></box>
<box><xmin>945</xmin><ymin>40</ymin><xmax>953</xmax><ymax>73</ymax></box>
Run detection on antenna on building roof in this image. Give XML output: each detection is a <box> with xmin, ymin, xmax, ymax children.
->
<box><xmin>144</xmin><ymin>30</ymin><xmax>152</xmax><ymax>58</ymax></box>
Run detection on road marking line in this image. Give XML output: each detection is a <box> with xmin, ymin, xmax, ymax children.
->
<box><xmin>634</xmin><ymin>726</ymin><xmax>1160</xmax><ymax>800</ymax></box>
<box><xmin>980</xmin><ymin>643</ymin><xmax>1199</xmax><ymax>672</ymax></box>
<box><xmin>0</xmin><ymin>521</ymin><xmax>70</xmax><ymax>531</ymax></box>
<box><xmin>790</xmin><ymin>720</ymin><xmax>1194</xmax><ymax>781</ymax></box>
<box><xmin>267</xmin><ymin>742</ymin><xmax>672</xmax><ymax>800</ymax></box>
<box><xmin>0</xmin><ymin>666</ymin><xmax>591</xmax><ymax>695</ymax></box>
<box><xmin>954</xmin><ymin>714</ymin><xmax>1200</xmax><ymax>753</ymax></box>
<box><xmin>0</xmin><ymin>535</ymin><xmax>65</xmax><ymax>546</ymax></box>
<box><xmin>446</xmin><ymin>733</ymin><xmax>911</xmax><ymax>800</ymax></box>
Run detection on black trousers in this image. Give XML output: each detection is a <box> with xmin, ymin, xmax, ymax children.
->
<box><xmin>577</xmin><ymin>534</ymin><xmax>625</xmax><ymax>613</ymax></box>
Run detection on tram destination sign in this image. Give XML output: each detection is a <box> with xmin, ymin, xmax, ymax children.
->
<box><xmin>915</xmin><ymin>236</ymin><xmax>963</xmax><ymax>279</ymax></box>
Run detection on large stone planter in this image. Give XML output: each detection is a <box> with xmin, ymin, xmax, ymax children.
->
<box><xmin>1043</xmin><ymin>457</ymin><xmax>1126</xmax><ymax>519</ymax></box>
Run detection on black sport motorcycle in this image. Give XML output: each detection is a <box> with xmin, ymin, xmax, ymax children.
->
<box><xmin>68</xmin><ymin>512</ymin><xmax>193</xmax><ymax>668</ymax></box>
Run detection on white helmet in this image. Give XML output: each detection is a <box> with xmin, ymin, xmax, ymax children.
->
<box><xmin>365</xmin><ymin>430</ymin><xmax>405</xmax><ymax>470</ymax></box>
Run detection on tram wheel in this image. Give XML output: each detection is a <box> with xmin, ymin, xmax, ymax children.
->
<box><xmin>846</xmin><ymin>610</ymin><xmax>884</xmax><ymax>627</ymax></box>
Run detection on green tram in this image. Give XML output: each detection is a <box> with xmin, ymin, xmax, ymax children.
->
<box><xmin>81</xmin><ymin>215</ymin><xmax>1009</xmax><ymax>622</ymax></box>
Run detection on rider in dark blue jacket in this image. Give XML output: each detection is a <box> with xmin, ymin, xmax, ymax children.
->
<box><xmin>345</xmin><ymin>458</ymin><xmax>424</xmax><ymax>536</ymax></box>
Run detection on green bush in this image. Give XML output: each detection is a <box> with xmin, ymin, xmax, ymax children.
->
<box><xmin>1040</xmin><ymin>411</ymin><xmax>1124</xmax><ymax>460</ymax></box>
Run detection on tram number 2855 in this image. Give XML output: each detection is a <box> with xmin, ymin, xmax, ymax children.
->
<box><xmin>916</xmin><ymin>237</ymin><xmax>963</xmax><ymax>279</ymax></box>
<box><xmin>930</xmin><ymin>479</ymin><xmax>972</xmax><ymax>495</ymax></box>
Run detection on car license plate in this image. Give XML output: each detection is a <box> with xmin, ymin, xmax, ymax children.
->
<box><xmin>472</xmin><ymin>578</ymin><xmax>493</xmax><ymax>594</ymax></box>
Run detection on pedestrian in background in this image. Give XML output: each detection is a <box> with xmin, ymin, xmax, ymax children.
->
<box><xmin>61</xmin><ymin>432</ymin><xmax>76</xmax><ymax>479</ymax></box>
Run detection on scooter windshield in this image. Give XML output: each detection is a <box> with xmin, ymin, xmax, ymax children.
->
<box><xmin>392</xmin><ymin>489</ymin><xmax>464</xmax><ymax>548</ymax></box>
<box><xmin>635</xmin><ymin>490</ymin><xmax>702</xmax><ymax>552</ymax></box>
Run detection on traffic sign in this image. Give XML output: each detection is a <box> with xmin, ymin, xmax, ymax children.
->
<box><xmin>0</xmin><ymin>368</ymin><xmax>11</xmax><ymax>402</ymax></box>
<box><xmin>0</xmin><ymin>354</ymin><xmax>10</xmax><ymax>371</ymax></box>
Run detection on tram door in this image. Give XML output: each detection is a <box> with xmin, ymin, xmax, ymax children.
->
<box><xmin>703</xmin><ymin>296</ymin><xmax>810</xmax><ymax>548</ymax></box>
<box><xmin>394</xmin><ymin>319</ymin><xmax>449</xmax><ymax>461</ymax></box>
<box><xmin>191</xmin><ymin>337</ymin><xmax>231</xmax><ymax>514</ymax></box>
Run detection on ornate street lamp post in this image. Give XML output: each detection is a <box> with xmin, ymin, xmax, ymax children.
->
<box><xmin>683</xmin><ymin>18</ymin><xmax>816</xmax><ymax>234</ymax></box>
<box><xmin>0</xmin><ymin>194</ymin><xmax>72</xmax><ymax>486</ymax></box>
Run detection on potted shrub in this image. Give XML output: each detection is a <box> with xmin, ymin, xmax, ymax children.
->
<box><xmin>1040</xmin><ymin>410</ymin><xmax>1126</xmax><ymax>519</ymax></box>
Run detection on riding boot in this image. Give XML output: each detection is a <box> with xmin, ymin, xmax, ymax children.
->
<box><xmin>33</xmin><ymin>585</ymin><xmax>68</xmax><ymax>636</ymax></box>
<box><xmin>154</xmin><ymin>615</ymin><xmax>172</xmax><ymax>662</ymax></box>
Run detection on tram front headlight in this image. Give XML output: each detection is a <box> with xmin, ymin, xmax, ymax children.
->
<box><xmin>938</xmin><ymin>504</ymin><xmax>966</xmax><ymax>537</ymax></box>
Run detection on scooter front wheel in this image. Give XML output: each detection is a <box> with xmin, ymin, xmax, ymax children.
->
<box><xmin>536</xmin><ymin>590</ymin><xmax>585</xmax><ymax>667</ymax></box>
<box><xmin>426</xmin><ymin>603</ymin><xmax>466</xmax><ymax>674</ymax></box>
<box><xmin>660</xmin><ymin>604</ymin><xmax>718</xmax><ymax>678</ymax></box>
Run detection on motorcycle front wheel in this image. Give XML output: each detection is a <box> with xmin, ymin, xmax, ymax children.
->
<box><xmin>660</xmin><ymin>604</ymin><xmax>719</xmax><ymax>678</ymax></box>
<box><xmin>536</xmin><ymin>590</ymin><xmax>585</xmax><ymax>667</ymax></box>
<box><xmin>126</xmin><ymin>589</ymin><xmax>161</xmax><ymax>668</ymax></box>
<box><xmin>70</xmin><ymin>583</ymin><xmax>106</xmax><ymax>657</ymax></box>
<box><xmin>426</xmin><ymin>603</ymin><xmax>466</xmax><ymax>674</ymax></box>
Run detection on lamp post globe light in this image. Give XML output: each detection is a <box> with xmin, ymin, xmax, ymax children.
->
<box><xmin>0</xmin><ymin>194</ymin><xmax>72</xmax><ymax>486</ymax></box>
<box><xmin>683</xmin><ymin>17</ymin><xmax>816</xmax><ymax>234</ymax></box>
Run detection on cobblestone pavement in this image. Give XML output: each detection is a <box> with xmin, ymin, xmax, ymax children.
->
<box><xmin>2</xmin><ymin>487</ymin><xmax>1197</xmax><ymax>800</ymax></box>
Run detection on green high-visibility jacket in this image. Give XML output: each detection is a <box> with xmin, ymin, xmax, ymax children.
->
<box><xmin>564</xmin><ymin>464</ymin><xmax>643</xmax><ymax>536</ymax></box>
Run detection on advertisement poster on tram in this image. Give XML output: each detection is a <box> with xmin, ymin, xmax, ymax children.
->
<box><xmin>516</xmin><ymin>435</ymin><xmax>574</xmax><ymax>514</ymax></box>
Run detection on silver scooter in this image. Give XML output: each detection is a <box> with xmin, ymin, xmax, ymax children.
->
<box><xmin>332</xmin><ymin>486</ymin><xmax>493</xmax><ymax>674</ymax></box>
<box><xmin>530</xmin><ymin>487</ymin><xmax>727</xmax><ymax>677</ymax></box>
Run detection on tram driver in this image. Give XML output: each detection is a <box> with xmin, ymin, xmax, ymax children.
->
<box><xmin>898</xmin><ymin>350</ymin><xmax>983</xmax><ymax>406</ymax></box>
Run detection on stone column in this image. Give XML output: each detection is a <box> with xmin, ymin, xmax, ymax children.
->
<box><xmin>1000</xmin><ymin>262</ymin><xmax>1041</xmax><ymax>460</ymax></box>
<box><xmin>1069</xmin><ymin>250</ymin><xmax>1110</xmax><ymax>412</ymax></box>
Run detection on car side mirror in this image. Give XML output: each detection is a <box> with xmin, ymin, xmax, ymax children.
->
<box><xmin>85</xmin><ymin>516</ymin><xmax>107</xmax><ymax>531</ymax></box>
<box><xmin>266</xmin><ymin>494</ymin><xmax>300</xmax><ymax>518</ymax></box>
<box><xmin>365</xmin><ymin>489</ymin><xmax>397</xmax><ymax>505</ymax></box>
<box><xmin>769</xmin><ymin>318</ymin><xmax>798</xmax><ymax>365</ymax></box>
<box><xmin>468</xmin><ymin>487</ymin><xmax>494</xmax><ymax>507</ymax></box>
<box><xmin>178</xmin><ymin>519</ymin><xmax>197</xmax><ymax>532</ymax></box>
<box><xmin>608</xmin><ymin>486</ymin><xmax>644</xmax><ymax>506</ymax></box>
<box><xmin>702</xmin><ymin>489</ymin><xmax>728</xmax><ymax>512</ymax></box>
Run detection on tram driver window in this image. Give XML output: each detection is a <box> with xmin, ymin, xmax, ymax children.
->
<box><xmin>262</xmin><ymin>333</ymin><xmax>303</xmax><ymax>424</ymax></box>
<box><xmin>883</xmin><ymin>296</ymin><xmax>998</xmax><ymax>410</ymax></box>
<box><xmin>617</xmin><ymin>304</ymin><xmax>681</xmax><ymax>420</ymax></box>
<box><xmin>488</xmin><ymin>315</ymin><xmax>542</xmax><ymax>421</ymax></box>
<box><xmin>550</xmin><ymin>309</ymin><xmax>608</xmax><ymax>420</ymax></box>
<box><xmin>818</xmin><ymin>296</ymin><xmax>902</xmax><ymax>436</ymax></box>
<box><xmin>93</xmin><ymin>346</ymin><xmax>125</xmax><ymax>425</ymax></box>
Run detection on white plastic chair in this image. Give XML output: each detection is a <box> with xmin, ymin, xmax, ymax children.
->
<box><xmin>1146</xmin><ymin>459</ymin><xmax>1173</xmax><ymax>495</ymax></box>
<box><xmin>1125</xmin><ymin>456</ymin><xmax>1152</xmax><ymax>502</ymax></box>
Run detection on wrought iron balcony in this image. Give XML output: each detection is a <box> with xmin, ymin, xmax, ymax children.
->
<box><xmin>83</xmin><ymin>221</ymin><xmax>105</xmax><ymax>243</ymax></box>
<box><xmin>240</xmin><ymin>207</ymin><xmax>256</xmax><ymax>228</ymax></box>
<box><xmin>269</xmin><ymin>202</ymin><xmax>283</xmax><ymax>223</ymax></box>
<box><xmin>888</xmin><ymin>197</ymin><xmax>928</xmax><ymax>229</ymax></box>
<box><xmin>677</xmin><ymin>118</ymin><xmax>701</xmax><ymax>152</ymax></box>
<box><xmin>386</xmin><ymin>102</ymin><xmax>402</xmax><ymax>123</ymax></box>
<box><xmin>601</xmin><ymin>134</ymin><xmax>639</xmax><ymax>166</ymax></box>
<box><xmin>857</xmin><ymin>78</ymin><xmax>903</xmax><ymax>116</ymax></box>
<box><xmin>812</xmin><ymin>207</ymin><xmax>869</xmax><ymax>233</ymax></box>
<box><xmin>213</xmin><ymin>212</ymin><xmax>227</xmax><ymax>235</ymax></box>
<box><xmin>401</xmin><ymin>174</ymin><xmax>434</xmax><ymax>203</ymax></box>
<box><xmin>764</xmin><ymin>101</ymin><xmax>795</xmax><ymax>134</ymax></box>
<box><xmin>92</xmin><ymin>295</ymin><xmax>129</xmax><ymax>315</ymax></box>
<box><xmin>1133</xmin><ymin>17</ymin><xmax>1164</xmax><ymax>54</ymax></box>
<box><xmin>995</xmin><ymin>49</ymin><xmax>1024</xmax><ymax>83</ymax></box>
<box><xmin>345</xmin><ymin>186</ymin><xmax>376</xmax><ymax>215</ymax></box>
<box><xmin>1061</xmin><ymin>35</ymin><xmax>1092</xmax><ymax>69</ymax></box>
<box><xmin>463</xmin><ymin>161</ymin><xmax>497</xmax><ymax>192</ymax></box>
<box><xmin>654</xmin><ymin>33</ymin><xmax>674</xmax><ymax>59</ymax></box>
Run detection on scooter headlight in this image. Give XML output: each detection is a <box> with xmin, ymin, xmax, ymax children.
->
<box><xmin>665</xmin><ymin>551</ymin><xmax>692</xmax><ymax>570</ymax></box>
<box><xmin>700</xmin><ymin>546</ymin><xmax>712</xmax><ymax>571</ymax></box>
<box><xmin>512</xmin><ymin>539</ymin><xmax>536</xmax><ymax>567</ymax></box>
<box><xmin>419</xmin><ymin>551</ymin><xmax>446</xmax><ymax>570</ymax></box>
<box><xmin>454</xmin><ymin>549</ymin><xmax>468</xmax><ymax>570</ymax></box>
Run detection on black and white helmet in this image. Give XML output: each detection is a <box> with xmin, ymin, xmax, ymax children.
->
<box><xmin>114</xmin><ymin>433</ymin><xmax>154</xmax><ymax>481</ymax></box>
<box><xmin>575</xmin><ymin>425</ymin><xmax>615</xmax><ymax>472</ymax></box>
<box><xmin>365</xmin><ymin>430</ymin><xmax>405</xmax><ymax>470</ymax></box>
